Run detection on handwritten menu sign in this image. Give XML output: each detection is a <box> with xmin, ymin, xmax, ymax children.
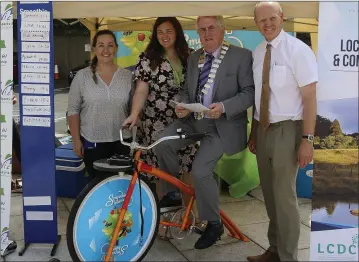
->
<box><xmin>20</xmin><ymin>10</ymin><xmax>50</xmax><ymax>22</ymax></box>
<box><xmin>21</xmin><ymin>84</ymin><xmax>49</xmax><ymax>94</ymax></box>
<box><xmin>21</xmin><ymin>63</ymin><xmax>50</xmax><ymax>73</ymax></box>
<box><xmin>22</xmin><ymin>95</ymin><xmax>50</xmax><ymax>106</ymax></box>
<box><xmin>21</xmin><ymin>72</ymin><xmax>50</xmax><ymax>83</ymax></box>
<box><xmin>23</xmin><ymin>105</ymin><xmax>51</xmax><ymax>116</ymax></box>
<box><xmin>21</xmin><ymin>21</ymin><xmax>50</xmax><ymax>31</ymax></box>
<box><xmin>21</xmin><ymin>30</ymin><xmax>50</xmax><ymax>41</ymax></box>
<box><xmin>23</xmin><ymin>116</ymin><xmax>51</xmax><ymax>127</ymax></box>
<box><xmin>22</xmin><ymin>42</ymin><xmax>50</xmax><ymax>52</ymax></box>
<box><xmin>21</xmin><ymin>52</ymin><xmax>50</xmax><ymax>63</ymax></box>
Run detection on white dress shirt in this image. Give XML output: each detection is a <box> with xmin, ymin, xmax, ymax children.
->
<box><xmin>202</xmin><ymin>45</ymin><xmax>221</xmax><ymax>108</ymax></box>
<box><xmin>252</xmin><ymin>29</ymin><xmax>318</xmax><ymax>123</ymax></box>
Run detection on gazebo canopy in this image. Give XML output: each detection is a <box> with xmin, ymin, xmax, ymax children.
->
<box><xmin>12</xmin><ymin>1</ymin><xmax>319</xmax><ymax>32</ymax></box>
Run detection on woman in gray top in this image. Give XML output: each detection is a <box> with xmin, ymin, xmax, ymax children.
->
<box><xmin>67</xmin><ymin>30</ymin><xmax>133</xmax><ymax>180</ymax></box>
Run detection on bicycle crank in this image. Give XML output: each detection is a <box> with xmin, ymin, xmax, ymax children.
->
<box><xmin>169</xmin><ymin>207</ymin><xmax>196</xmax><ymax>240</ymax></box>
<box><xmin>158</xmin><ymin>212</ymin><xmax>173</xmax><ymax>240</ymax></box>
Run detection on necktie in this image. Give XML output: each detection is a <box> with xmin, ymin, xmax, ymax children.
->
<box><xmin>196</xmin><ymin>53</ymin><xmax>214</xmax><ymax>104</ymax></box>
<box><xmin>259</xmin><ymin>44</ymin><xmax>271</xmax><ymax>130</ymax></box>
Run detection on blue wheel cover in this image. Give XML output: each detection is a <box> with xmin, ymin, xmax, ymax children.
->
<box><xmin>73</xmin><ymin>176</ymin><xmax>157</xmax><ymax>261</ymax></box>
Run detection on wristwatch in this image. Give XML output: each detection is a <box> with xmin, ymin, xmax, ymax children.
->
<box><xmin>302</xmin><ymin>134</ymin><xmax>314</xmax><ymax>143</ymax></box>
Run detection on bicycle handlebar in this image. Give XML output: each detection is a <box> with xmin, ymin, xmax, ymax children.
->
<box><xmin>120</xmin><ymin>126</ymin><xmax>206</xmax><ymax>151</ymax></box>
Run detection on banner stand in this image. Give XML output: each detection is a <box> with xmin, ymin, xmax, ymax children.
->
<box><xmin>17</xmin><ymin>1</ymin><xmax>60</xmax><ymax>257</ymax></box>
<box><xmin>0</xmin><ymin>1</ymin><xmax>18</xmax><ymax>258</ymax></box>
<box><xmin>18</xmin><ymin>235</ymin><xmax>61</xmax><ymax>257</ymax></box>
<box><xmin>310</xmin><ymin>2</ymin><xmax>358</xmax><ymax>262</ymax></box>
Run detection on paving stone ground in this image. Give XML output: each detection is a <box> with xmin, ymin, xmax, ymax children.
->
<box><xmin>2</xmin><ymin>187</ymin><xmax>311</xmax><ymax>261</ymax></box>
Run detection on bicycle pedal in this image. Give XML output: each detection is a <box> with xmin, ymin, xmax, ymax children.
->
<box><xmin>160</xmin><ymin>206</ymin><xmax>182</xmax><ymax>214</ymax></box>
<box><xmin>191</xmin><ymin>226</ymin><xmax>204</xmax><ymax>236</ymax></box>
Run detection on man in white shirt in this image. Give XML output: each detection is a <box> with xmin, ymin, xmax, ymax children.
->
<box><xmin>247</xmin><ymin>2</ymin><xmax>318</xmax><ymax>262</ymax></box>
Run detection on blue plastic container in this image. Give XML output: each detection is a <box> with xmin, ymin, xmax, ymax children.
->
<box><xmin>296</xmin><ymin>161</ymin><xmax>313</xmax><ymax>199</ymax></box>
<box><xmin>55</xmin><ymin>146</ymin><xmax>88</xmax><ymax>198</ymax></box>
<box><xmin>58</xmin><ymin>143</ymin><xmax>73</xmax><ymax>150</ymax></box>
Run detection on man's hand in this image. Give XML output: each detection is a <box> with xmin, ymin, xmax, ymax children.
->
<box><xmin>175</xmin><ymin>105</ymin><xmax>190</xmax><ymax>118</ymax></box>
<box><xmin>206</xmin><ymin>103</ymin><xmax>224</xmax><ymax>119</ymax></box>
<box><xmin>248</xmin><ymin>133</ymin><xmax>256</xmax><ymax>154</ymax></box>
<box><xmin>248</xmin><ymin>118</ymin><xmax>258</xmax><ymax>155</ymax></box>
<box><xmin>298</xmin><ymin>139</ymin><xmax>313</xmax><ymax>168</ymax></box>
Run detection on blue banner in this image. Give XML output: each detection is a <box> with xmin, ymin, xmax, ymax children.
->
<box><xmin>17</xmin><ymin>1</ymin><xmax>58</xmax><ymax>248</ymax></box>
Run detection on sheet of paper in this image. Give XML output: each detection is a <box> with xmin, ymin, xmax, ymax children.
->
<box><xmin>85</xmin><ymin>44</ymin><xmax>91</xmax><ymax>52</ymax></box>
<box><xmin>23</xmin><ymin>105</ymin><xmax>51</xmax><ymax>116</ymax></box>
<box><xmin>21</xmin><ymin>84</ymin><xmax>49</xmax><ymax>94</ymax></box>
<box><xmin>21</xmin><ymin>30</ymin><xmax>49</xmax><ymax>41</ymax></box>
<box><xmin>170</xmin><ymin>100</ymin><xmax>210</xmax><ymax>113</ymax></box>
<box><xmin>21</xmin><ymin>72</ymin><xmax>50</xmax><ymax>83</ymax></box>
<box><xmin>22</xmin><ymin>95</ymin><xmax>50</xmax><ymax>106</ymax></box>
<box><xmin>21</xmin><ymin>21</ymin><xmax>50</xmax><ymax>31</ymax></box>
<box><xmin>21</xmin><ymin>63</ymin><xmax>50</xmax><ymax>73</ymax></box>
<box><xmin>20</xmin><ymin>10</ymin><xmax>50</xmax><ymax>22</ymax></box>
<box><xmin>21</xmin><ymin>52</ymin><xmax>50</xmax><ymax>63</ymax></box>
<box><xmin>22</xmin><ymin>42</ymin><xmax>50</xmax><ymax>52</ymax></box>
<box><xmin>20</xmin><ymin>1</ymin><xmax>50</xmax><ymax>3</ymax></box>
<box><xmin>23</xmin><ymin>116</ymin><xmax>51</xmax><ymax>127</ymax></box>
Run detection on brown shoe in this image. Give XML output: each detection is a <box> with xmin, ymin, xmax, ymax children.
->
<box><xmin>247</xmin><ymin>249</ymin><xmax>280</xmax><ymax>262</ymax></box>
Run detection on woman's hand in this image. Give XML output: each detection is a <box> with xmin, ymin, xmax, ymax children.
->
<box><xmin>73</xmin><ymin>138</ymin><xmax>84</xmax><ymax>158</ymax></box>
<box><xmin>123</xmin><ymin>114</ymin><xmax>139</xmax><ymax>128</ymax></box>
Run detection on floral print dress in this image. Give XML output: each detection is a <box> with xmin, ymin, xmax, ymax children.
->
<box><xmin>134</xmin><ymin>52</ymin><xmax>198</xmax><ymax>174</ymax></box>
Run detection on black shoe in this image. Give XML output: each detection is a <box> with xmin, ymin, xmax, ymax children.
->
<box><xmin>159</xmin><ymin>194</ymin><xmax>182</xmax><ymax>208</ymax></box>
<box><xmin>194</xmin><ymin>222</ymin><xmax>224</xmax><ymax>249</ymax></box>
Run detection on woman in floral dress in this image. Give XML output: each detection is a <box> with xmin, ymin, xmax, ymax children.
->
<box><xmin>123</xmin><ymin>17</ymin><xmax>198</xmax><ymax>206</ymax></box>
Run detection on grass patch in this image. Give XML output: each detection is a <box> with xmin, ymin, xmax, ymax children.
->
<box><xmin>313</xmin><ymin>149</ymin><xmax>358</xmax><ymax>196</ymax></box>
<box><xmin>313</xmin><ymin>162</ymin><xmax>358</xmax><ymax>196</ymax></box>
<box><xmin>314</xmin><ymin>149</ymin><xmax>359</xmax><ymax>165</ymax></box>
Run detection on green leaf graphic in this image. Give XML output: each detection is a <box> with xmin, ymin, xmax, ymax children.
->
<box><xmin>5</xmin><ymin>4</ymin><xmax>12</xmax><ymax>11</ymax></box>
<box><xmin>5</xmin><ymin>80</ymin><xmax>12</xmax><ymax>86</ymax></box>
<box><xmin>2</xmin><ymin>227</ymin><xmax>9</xmax><ymax>233</ymax></box>
<box><xmin>0</xmin><ymin>40</ymin><xmax>5</xmax><ymax>48</ymax></box>
<box><xmin>0</xmin><ymin>188</ymin><xmax>4</xmax><ymax>196</ymax></box>
<box><xmin>0</xmin><ymin>115</ymin><xmax>6</xmax><ymax>123</ymax></box>
<box><xmin>5</xmin><ymin>154</ymin><xmax>11</xmax><ymax>160</ymax></box>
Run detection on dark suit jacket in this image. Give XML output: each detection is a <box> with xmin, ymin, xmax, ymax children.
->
<box><xmin>180</xmin><ymin>45</ymin><xmax>255</xmax><ymax>155</ymax></box>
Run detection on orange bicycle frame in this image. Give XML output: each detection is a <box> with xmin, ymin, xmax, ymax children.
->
<box><xmin>104</xmin><ymin>150</ymin><xmax>248</xmax><ymax>261</ymax></box>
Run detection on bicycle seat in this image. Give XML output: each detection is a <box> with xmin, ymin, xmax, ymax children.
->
<box><xmin>93</xmin><ymin>154</ymin><xmax>133</xmax><ymax>173</ymax></box>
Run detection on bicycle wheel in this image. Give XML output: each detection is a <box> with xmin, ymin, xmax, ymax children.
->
<box><xmin>67</xmin><ymin>174</ymin><xmax>159</xmax><ymax>261</ymax></box>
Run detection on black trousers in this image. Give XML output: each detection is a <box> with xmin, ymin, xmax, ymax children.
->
<box><xmin>83</xmin><ymin>138</ymin><xmax>131</xmax><ymax>181</ymax></box>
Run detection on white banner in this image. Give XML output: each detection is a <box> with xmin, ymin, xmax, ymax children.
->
<box><xmin>310</xmin><ymin>228</ymin><xmax>358</xmax><ymax>261</ymax></box>
<box><xmin>0</xmin><ymin>1</ymin><xmax>14</xmax><ymax>256</ymax></box>
<box><xmin>312</xmin><ymin>2</ymin><xmax>359</xmax><ymax>261</ymax></box>
<box><xmin>317</xmin><ymin>1</ymin><xmax>359</xmax><ymax>101</ymax></box>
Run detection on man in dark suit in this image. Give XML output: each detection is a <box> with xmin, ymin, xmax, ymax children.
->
<box><xmin>154</xmin><ymin>15</ymin><xmax>255</xmax><ymax>249</ymax></box>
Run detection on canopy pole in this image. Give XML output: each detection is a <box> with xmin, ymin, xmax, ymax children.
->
<box><xmin>79</xmin><ymin>18</ymin><xmax>99</xmax><ymax>59</ymax></box>
<box><xmin>310</xmin><ymin>33</ymin><xmax>318</xmax><ymax>57</ymax></box>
